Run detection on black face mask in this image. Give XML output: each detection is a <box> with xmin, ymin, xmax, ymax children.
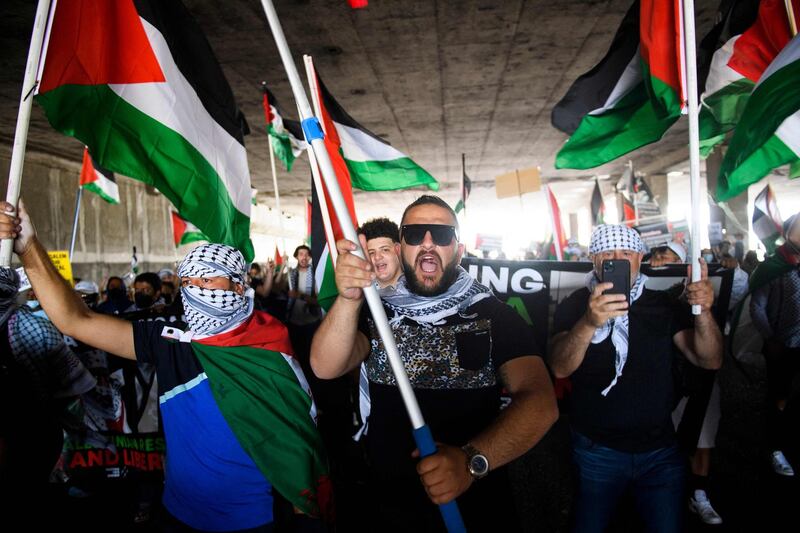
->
<box><xmin>107</xmin><ymin>287</ymin><xmax>126</xmax><ymax>301</ymax></box>
<box><xmin>162</xmin><ymin>293</ymin><xmax>173</xmax><ymax>305</ymax></box>
<box><xmin>134</xmin><ymin>292</ymin><xmax>154</xmax><ymax>309</ymax></box>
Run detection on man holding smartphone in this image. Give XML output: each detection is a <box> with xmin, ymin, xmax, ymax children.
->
<box><xmin>548</xmin><ymin>224</ymin><xmax>722</xmax><ymax>533</ymax></box>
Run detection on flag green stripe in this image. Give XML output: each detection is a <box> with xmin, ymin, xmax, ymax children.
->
<box><xmin>555</xmin><ymin>66</ymin><xmax>681</xmax><ymax>170</ymax></box>
<box><xmin>344</xmin><ymin>157</ymin><xmax>440</xmax><ymax>191</ymax></box>
<box><xmin>698</xmin><ymin>78</ymin><xmax>754</xmax><ymax>156</ymax></box>
<box><xmin>37</xmin><ymin>84</ymin><xmax>254</xmax><ymax>260</ymax></box>
<box><xmin>82</xmin><ymin>181</ymin><xmax>120</xmax><ymax>205</ymax></box>
<box><xmin>268</xmin><ymin>124</ymin><xmax>297</xmax><ymax>172</ymax></box>
<box><xmin>178</xmin><ymin>231</ymin><xmax>207</xmax><ymax>247</ymax></box>
<box><xmin>191</xmin><ymin>343</ymin><xmax>328</xmax><ymax>516</ymax></box>
<box><xmin>718</xmin><ymin>135</ymin><xmax>797</xmax><ymax>200</ymax></box>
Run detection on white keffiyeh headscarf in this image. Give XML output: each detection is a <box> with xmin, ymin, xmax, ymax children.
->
<box><xmin>177</xmin><ymin>244</ymin><xmax>254</xmax><ymax>336</ymax></box>
<box><xmin>587</xmin><ymin>224</ymin><xmax>647</xmax><ymax>396</ymax></box>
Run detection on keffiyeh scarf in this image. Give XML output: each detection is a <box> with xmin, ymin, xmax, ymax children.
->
<box><xmin>0</xmin><ymin>267</ymin><xmax>20</xmax><ymax>325</ymax></box>
<box><xmin>177</xmin><ymin>244</ymin><xmax>254</xmax><ymax>336</ymax></box>
<box><xmin>383</xmin><ymin>266</ymin><xmax>491</xmax><ymax>326</ymax></box>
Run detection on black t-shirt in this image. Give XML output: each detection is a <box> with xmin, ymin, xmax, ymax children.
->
<box><xmin>553</xmin><ymin>287</ymin><xmax>693</xmax><ymax>452</ymax></box>
<box><xmin>359</xmin><ymin>294</ymin><xmax>541</xmax><ymax>478</ymax></box>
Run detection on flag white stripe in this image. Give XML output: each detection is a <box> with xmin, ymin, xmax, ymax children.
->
<box><xmin>775</xmin><ymin>110</ymin><xmax>800</xmax><ymax>156</ymax></box>
<box><xmin>590</xmin><ymin>50</ymin><xmax>642</xmax><ymax>116</ymax></box>
<box><xmin>88</xmin><ymin>171</ymin><xmax>120</xmax><ymax>201</ymax></box>
<box><xmin>755</xmin><ymin>34</ymin><xmax>800</xmax><ymax>89</ymax></box>
<box><xmin>335</xmin><ymin>122</ymin><xmax>408</xmax><ymax>163</ymax></box>
<box><xmin>702</xmin><ymin>35</ymin><xmax>744</xmax><ymax>96</ymax></box>
<box><xmin>109</xmin><ymin>19</ymin><xmax>251</xmax><ymax>216</ymax></box>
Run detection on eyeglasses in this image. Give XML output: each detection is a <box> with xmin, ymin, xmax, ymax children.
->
<box><xmin>400</xmin><ymin>224</ymin><xmax>458</xmax><ymax>246</ymax></box>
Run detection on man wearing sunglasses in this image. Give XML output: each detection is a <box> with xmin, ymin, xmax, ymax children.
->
<box><xmin>311</xmin><ymin>195</ymin><xmax>557</xmax><ymax>531</ymax></box>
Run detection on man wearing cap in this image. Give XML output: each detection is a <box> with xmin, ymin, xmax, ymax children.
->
<box><xmin>74</xmin><ymin>280</ymin><xmax>100</xmax><ymax>310</ymax></box>
<box><xmin>311</xmin><ymin>195</ymin><xmax>558</xmax><ymax>531</ymax></box>
<box><xmin>750</xmin><ymin>213</ymin><xmax>800</xmax><ymax>477</ymax></box>
<box><xmin>0</xmin><ymin>200</ymin><xmax>331</xmax><ymax>531</ymax></box>
<box><xmin>548</xmin><ymin>224</ymin><xmax>722</xmax><ymax>533</ymax></box>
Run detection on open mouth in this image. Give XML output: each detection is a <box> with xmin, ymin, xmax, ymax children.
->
<box><xmin>375</xmin><ymin>262</ymin><xmax>388</xmax><ymax>274</ymax></box>
<box><xmin>417</xmin><ymin>253</ymin><xmax>441</xmax><ymax>274</ymax></box>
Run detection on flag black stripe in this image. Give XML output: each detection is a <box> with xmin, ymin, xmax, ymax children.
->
<box><xmin>134</xmin><ymin>0</ymin><xmax>249</xmax><ymax>145</ymax></box>
<box><xmin>316</xmin><ymin>72</ymin><xmax>389</xmax><ymax>145</ymax></box>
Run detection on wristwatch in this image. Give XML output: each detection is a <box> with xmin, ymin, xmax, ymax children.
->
<box><xmin>462</xmin><ymin>443</ymin><xmax>489</xmax><ymax>479</ymax></box>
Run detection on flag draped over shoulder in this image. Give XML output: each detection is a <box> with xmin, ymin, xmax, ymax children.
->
<box><xmin>171</xmin><ymin>210</ymin><xmax>208</xmax><ymax>247</ymax></box>
<box><xmin>718</xmin><ymin>34</ymin><xmax>800</xmax><ymax>200</ymax></box>
<box><xmin>191</xmin><ymin>311</ymin><xmax>332</xmax><ymax>518</ymax></box>
<box><xmin>315</xmin><ymin>71</ymin><xmax>439</xmax><ymax>192</ymax></box>
<box><xmin>553</xmin><ymin>0</ymin><xmax>684</xmax><ymax>170</ymax></box>
<box><xmin>262</xmin><ymin>85</ymin><xmax>307</xmax><ymax>172</ymax></box>
<box><xmin>80</xmin><ymin>147</ymin><xmax>120</xmax><ymax>204</ymax></box>
<box><xmin>751</xmin><ymin>184</ymin><xmax>783</xmax><ymax>253</ymax></box>
<box><xmin>36</xmin><ymin>0</ymin><xmax>254</xmax><ymax>260</ymax></box>
<box><xmin>699</xmin><ymin>0</ymin><xmax>794</xmax><ymax>156</ymax></box>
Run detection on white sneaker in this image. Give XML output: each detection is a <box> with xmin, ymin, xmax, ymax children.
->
<box><xmin>771</xmin><ymin>450</ymin><xmax>795</xmax><ymax>476</ymax></box>
<box><xmin>688</xmin><ymin>490</ymin><xmax>723</xmax><ymax>525</ymax></box>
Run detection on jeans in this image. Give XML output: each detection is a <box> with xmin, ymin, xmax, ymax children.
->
<box><xmin>571</xmin><ymin>431</ymin><xmax>686</xmax><ymax>533</ymax></box>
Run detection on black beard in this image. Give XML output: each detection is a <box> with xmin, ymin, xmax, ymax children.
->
<box><xmin>402</xmin><ymin>253</ymin><xmax>460</xmax><ymax>296</ymax></box>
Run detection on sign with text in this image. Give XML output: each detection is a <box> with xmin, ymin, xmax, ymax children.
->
<box><xmin>47</xmin><ymin>250</ymin><xmax>73</xmax><ymax>285</ymax></box>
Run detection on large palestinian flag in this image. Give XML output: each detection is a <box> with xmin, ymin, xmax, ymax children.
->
<box><xmin>315</xmin><ymin>70</ymin><xmax>439</xmax><ymax>192</ymax></box>
<box><xmin>554</xmin><ymin>1</ymin><xmax>684</xmax><ymax>170</ymax></box>
<box><xmin>262</xmin><ymin>85</ymin><xmax>306</xmax><ymax>172</ymax></box>
<box><xmin>36</xmin><ymin>0</ymin><xmax>254</xmax><ymax>260</ymax></box>
<box><xmin>171</xmin><ymin>210</ymin><xmax>208</xmax><ymax>247</ymax></box>
<box><xmin>718</xmin><ymin>34</ymin><xmax>800</xmax><ymax>200</ymax></box>
<box><xmin>79</xmin><ymin>147</ymin><xmax>119</xmax><ymax>204</ymax></box>
<box><xmin>699</xmin><ymin>0</ymin><xmax>796</xmax><ymax>156</ymax></box>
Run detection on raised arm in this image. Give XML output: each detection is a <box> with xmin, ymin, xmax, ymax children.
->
<box><xmin>673</xmin><ymin>258</ymin><xmax>722</xmax><ymax>370</ymax></box>
<box><xmin>310</xmin><ymin>236</ymin><xmax>373</xmax><ymax>379</ymax></box>
<box><xmin>548</xmin><ymin>283</ymin><xmax>628</xmax><ymax>378</ymax></box>
<box><xmin>1</xmin><ymin>200</ymin><xmax>135</xmax><ymax>360</ymax></box>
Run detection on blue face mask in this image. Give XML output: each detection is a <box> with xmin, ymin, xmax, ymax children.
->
<box><xmin>703</xmin><ymin>254</ymin><xmax>715</xmax><ymax>263</ymax></box>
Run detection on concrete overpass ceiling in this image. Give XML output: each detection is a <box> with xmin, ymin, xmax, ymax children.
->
<box><xmin>2</xmin><ymin>0</ymin><xmax>721</xmax><ymax>219</ymax></box>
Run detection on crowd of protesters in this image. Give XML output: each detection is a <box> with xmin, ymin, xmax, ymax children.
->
<box><xmin>1</xmin><ymin>195</ymin><xmax>798</xmax><ymax>532</ymax></box>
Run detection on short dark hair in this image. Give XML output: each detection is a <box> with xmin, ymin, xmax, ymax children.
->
<box><xmin>358</xmin><ymin>217</ymin><xmax>400</xmax><ymax>243</ymax></box>
<box><xmin>134</xmin><ymin>272</ymin><xmax>162</xmax><ymax>292</ymax></box>
<box><xmin>294</xmin><ymin>244</ymin><xmax>311</xmax><ymax>258</ymax></box>
<box><xmin>106</xmin><ymin>276</ymin><xmax>125</xmax><ymax>291</ymax></box>
<box><xmin>400</xmin><ymin>195</ymin><xmax>459</xmax><ymax>230</ymax></box>
<box><xmin>249</xmin><ymin>262</ymin><xmax>262</xmax><ymax>273</ymax></box>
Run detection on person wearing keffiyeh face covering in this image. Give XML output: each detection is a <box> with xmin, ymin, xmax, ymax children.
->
<box><xmin>0</xmin><ymin>201</ymin><xmax>332</xmax><ymax>532</ymax></box>
<box><xmin>549</xmin><ymin>224</ymin><xmax>722</xmax><ymax>533</ymax></box>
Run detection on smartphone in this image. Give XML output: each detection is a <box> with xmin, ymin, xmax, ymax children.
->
<box><xmin>601</xmin><ymin>259</ymin><xmax>631</xmax><ymax>305</ymax></box>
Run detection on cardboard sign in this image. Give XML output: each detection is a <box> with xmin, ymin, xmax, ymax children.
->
<box><xmin>48</xmin><ymin>250</ymin><xmax>74</xmax><ymax>285</ymax></box>
<box><xmin>495</xmin><ymin>167</ymin><xmax>541</xmax><ymax>199</ymax></box>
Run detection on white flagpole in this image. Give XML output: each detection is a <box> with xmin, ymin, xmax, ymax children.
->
<box><xmin>259</xmin><ymin>1</ymin><xmax>465</xmax><ymax>530</ymax></box>
<box><xmin>1</xmin><ymin>0</ymin><xmax>53</xmax><ymax>266</ymax></box>
<box><xmin>787</xmin><ymin>0</ymin><xmax>798</xmax><ymax>36</ymax></box>
<box><xmin>681</xmin><ymin>0</ymin><xmax>703</xmax><ymax>315</ymax></box>
<box><xmin>267</xmin><ymin>136</ymin><xmax>287</xmax><ymax>252</ymax></box>
<box><xmin>69</xmin><ymin>186</ymin><xmax>83</xmax><ymax>259</ymax></box>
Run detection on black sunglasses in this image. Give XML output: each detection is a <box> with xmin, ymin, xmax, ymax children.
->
<box><xmin>400</xmin><ymin>224</ymin><xmax>459</xmax><ymax>246</ymax></box>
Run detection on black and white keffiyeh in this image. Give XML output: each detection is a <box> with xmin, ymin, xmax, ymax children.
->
<box><xmin>382</xmin><ymin>266</ymin><xmax>491</xmax><ymax>326</ymax></box>
<box><xmin>0</xmin><ymin>267</ymin><xmax>20</xmax><ymax>325</ymax></box>
<box><xmin>587</xmin><ymin>224</ymin><xmax>647</xmax><ymax>396</ymax></box>
<box><xmin>177</xmin><ymin>244</ymin><xmax>254</xmax><ymax>335</ymax></box>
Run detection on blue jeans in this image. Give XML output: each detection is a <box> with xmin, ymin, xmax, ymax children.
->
<box><xmin>571</xmin><ymin>431</ymin><xmax>686</xmax><ymax>533</ymax></box>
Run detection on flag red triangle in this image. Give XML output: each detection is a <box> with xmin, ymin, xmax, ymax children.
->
<box><xmin>39</xmin><ymin>0</ymin><xmax>165</xmax><ymax>93</ymax></box>
<box><xmin>79</xmin><ymin>147</ymin><xmax>98</xmax><ymax>186</ymax></box>
<box><xmin>274</xmin><ymin>246</ymin><xmax>283</xmax><ymax>266</ymax></box>
<box><xmin>171</xmin><ymin>210</ymin><xmax>187</xmax><ymax>247</ymax></box>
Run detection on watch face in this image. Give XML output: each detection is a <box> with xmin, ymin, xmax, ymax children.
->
<box><xmin>470</xmin><ymin>454</ymin><xmax>489</xmax><ymax>475</ymax></box>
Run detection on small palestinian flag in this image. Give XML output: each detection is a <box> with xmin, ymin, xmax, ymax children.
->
<box><xmin>80</xmin><ymin>147</ymin><xmax>119</xmax><ymax>204</ymax></box>
<box><xmin>751</xmin><ymin>184</ymin><xmax>783</xmax><ymax>253</ymax></box>
<box><xmin>544</xmin><ymin>185</ymin><xmax>567</xmax><ymax>261</ymax></box>
<box><xmin>455</xmin><ymin>163</ymin><xmax>472</xmax><ymax>214</ymax></box>
<box><xmin>591</xmin><ymin>178</ymin><xmax>605</xmax><ymax>225</ymax></box>
<box><xmin>36</xmin><ymin>0</ymin><xmax>254</xmax><ymax>260</ymax></box>
<box><xmin>315</xmin><ymin>69</ymin><xmax>439</xmax><ymax>192</ymax></box>
<box><xmin>262</xmin><ymin>84</ymin><xmax>307</xmax><ymax>172</ymax></box>
<box><xmin>171</xmin><ymin>210</ymin><xmax>208</xmax><ymax>247</ymax></box>
<box><xmin>274</xmin><ymin>245</ymin><xmax>284</xmax><ymax>272</ymax></box>
<box><xmin>718</xmin><ymin>34</ymin><xmax>800</xmax><ymax>200</ymax></box>
<box><xmin>699</xmin><ymin>0</ymin><xmax>795</xmax><ymax>156</ymax></box>
<box><xmin>554</xmin><ymin>1</ymin><xmax>684</xmax><ymax>170</ymax></box>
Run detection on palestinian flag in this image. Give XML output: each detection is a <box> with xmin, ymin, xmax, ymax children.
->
<box><xmin>187</xmin><ymin>311</ymin><xmax>332</xmax><ymax>517</ymax></box>
<box><xmin>36</xmin><ymin>0</ymin><xmax>254</xmax><ymax>260</ymax></box>
<box><xmin>315</xmin><ymin>69</ymin><xmax>439</xmax><ymax>191</ymax></box>
<box><xmin>544</xmin><ymin>185</ymin><xmax>567</xmax><ymax>260</ymax></box>
<box><xmin>752</xmin><ymin>184</ymin><xmax>783</xmax><ymax>253</ymax></box>
<box><xmin>79</xmin><ymin>147</ymin><xmax>119</xmax><ymax>204</ymax></box>
<box><xmin>718</xmin><ymin>34</ymin><xmax>800</xmax><ymax>200</ymax></box>
<box><xmin>274</xmin><ymin>245</ymin><xmax>284</xmax><ymax>272</ymax></box>
<box><xmin>455</xmin><ymin>166</ymin><xmax>472</xmax><ymax>214</ymax></box>
<box><xmin>171</xmin><ymin>210</ymin><xmax>208</xmax><ymax>247</ymax></box>
<box><xmin>591</xmin><ymin>178</ymin><xmax>605</xmax><ymax>225</ymax></box>
<box><xmin>699</xmin><ymin>0</ymin><xmax>795</xmax><ymax>156</ymax></box>
<box><xmin>262</xmin><ymin>85</ymin><xmax>306</xmax><ymax>172</ymax></box>
<box><xmin>310</xmin><ymin>182</ymin><xmax>347</xmax><ymax>312</ymax></box>
<box><xmin>554</xmin><ymin>1</ymin><xmax>684</xmax><ymax>170</ymax></box>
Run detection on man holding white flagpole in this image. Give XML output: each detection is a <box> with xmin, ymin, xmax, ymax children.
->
<box><xmin>311</xmin><ymin>195</ymin><xmax>557</xmax><ymax>531</ymax></box>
